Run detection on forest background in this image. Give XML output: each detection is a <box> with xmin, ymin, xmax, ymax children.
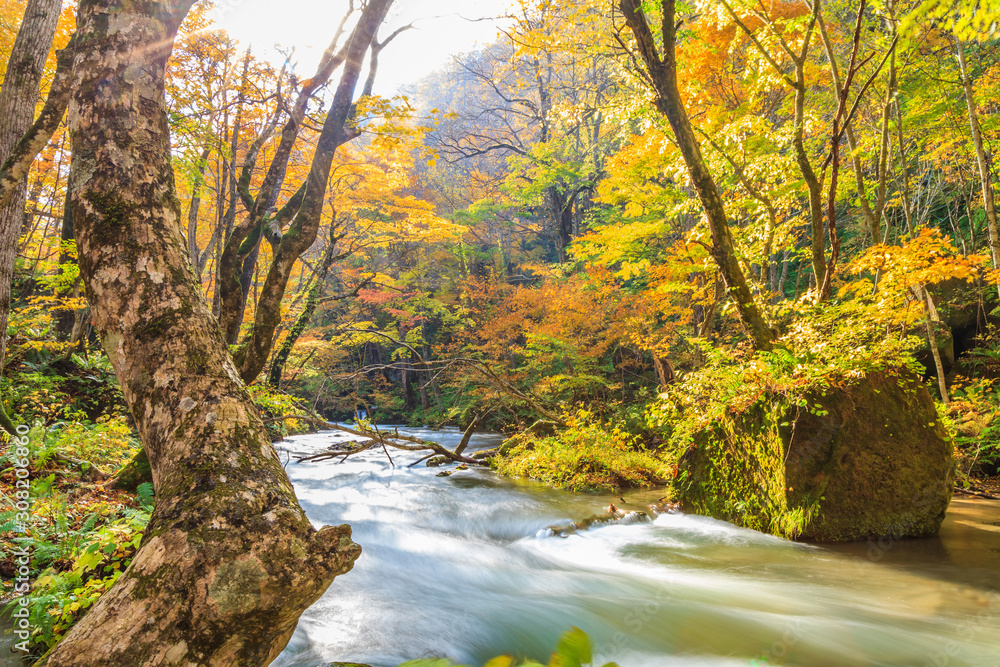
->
<box><xmin>1</xmin><ymin>0</ymin><xmax>999</xmax><ymax>660</ymax></box>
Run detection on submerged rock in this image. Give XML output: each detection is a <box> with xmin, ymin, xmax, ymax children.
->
<box><xmin>677</xmin><ymin>369</ymin><xmax>954</xmax><ymax>541</ymax></box>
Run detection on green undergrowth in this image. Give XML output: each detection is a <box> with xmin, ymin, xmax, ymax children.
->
<box><xmin>651</xmin><ymin>295</ymin><xmax>927</xmax><ymax>448</ymax></box>
<box><xmin>1</xmin><ymin>419</ymin><xmax>148</xmax><ymax>658</ymax></box>
<box><xmin>492</xmin><ymin>410</ymin><xmax>670</xmax><ymax>492</ymax></box>
<box><xmin>0</xmin><ymin>357</ymin><xmax>318</xmax><ymax>659</ymax></box>
<box><xmin>491</xmin><ymin>297</ymin><xmax>936</xmax><ymax>506</ymax></box>
<box><xmin>944</xmin><ymin>375</ymin><xmax>1000</xmax><ymax>478</ymax></box>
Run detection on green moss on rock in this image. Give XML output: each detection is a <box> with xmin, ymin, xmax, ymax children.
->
<box><xmin>675</xmin><ymin>369</ymin><xmax>954</xmax><ymax>541</ymax></box>
<box><xmin>111</xmin><ymin>448</ymin><xmax>153</xmax><ymax>492</ymax></box>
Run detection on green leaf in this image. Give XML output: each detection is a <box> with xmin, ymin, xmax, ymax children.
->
<box><xmin>74</xmin><ymin>549</ymin><xmax>103</xmax><ymax>572</ymax></box>
<box><xmin>550</xmin><ymin>627</ymin><xmax>592</xmax><ymax>667</ymax></box>
<box><xmin>136</xmin><ymin>482</ymin><xmax>155</xmax><ymax>509</ymax></box>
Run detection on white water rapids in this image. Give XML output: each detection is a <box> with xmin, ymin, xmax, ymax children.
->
<box><xmin>269</xmin><ymin>426</ymin><xmax>1000</xmax><ymax>667</ymax></box>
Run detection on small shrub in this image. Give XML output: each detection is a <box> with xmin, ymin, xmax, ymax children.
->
<box><xmin>493</xmin><ymin>411</ymin><xmax>670</xmax><ymax>492</ymax></box>
<box><xmin>248</xmin><ymin>384</ymin><xmax>315</xmax><ymax>437</ymax></box>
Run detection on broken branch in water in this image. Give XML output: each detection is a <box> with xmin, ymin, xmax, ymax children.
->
<box><xmin>284</xmin><ymin>418</ymin><xmax>486</xmax><ymax>466</ymax></box>
<box><xmin>954</xmin><ymin>485</ymin><xmax>1000</xmax><ymax>500</ymax></box>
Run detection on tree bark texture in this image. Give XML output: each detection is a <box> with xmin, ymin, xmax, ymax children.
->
<box><xmin>619</xmin><ymin>0</ymin><xmax>776</xmax><ymax>351</ymax></box>
<box><xmin>37</xmin><ymin>1</ymin><xmax>360</xmax><ymax>664</ymax></box>
<box><xmin>0</xmin><ymin>0</ymin><xmax>62</xmax><ymax>383</ymax></box>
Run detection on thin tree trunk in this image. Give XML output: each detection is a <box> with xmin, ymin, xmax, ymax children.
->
<box><xmin>793</xmin><ymin>68</ymin><xmax>827</xmax><ymax>290</ymax></box>
<box><xmin>955</xmin><ymin>38</ymin><xmax>1000</xmax><ymax>299</ymax></box>
<box><xmin>217</xmin><ymin>50</ymin><xmax>252</xmax><ymax>342</ymax></box>
<box><xmin>718</xmin><ymin>0</ymin><xmax>824</xmax><ymax>291</ymax></box>
<box><xmin>895</xmin><ymin>100</ymin><xmax>914</xmax><ymax>235</ymax></box>
<box><xmin>186</xmin><ymin>145</ymin><xmax>211</xmax><ymax>267</ymax></box>
<box><xmin>54</xmin><ymin>186</ymin><xmax>76</xmax><ymax>337</ymax></box>
<box><xmin>0</xmin><ymin>0</ymin><xmax>62</xmax><ymax>433</ymax></box>
<box><xmin>267</xmin><ymin>232</ymin><xmax>340</xmax><ymax>387</ymax></box>
<box><xmin>38</xmin><ymin>2</ymin><xmax>360</xmax><ymax>663</ymax></box>
<box><xmin>919</xmin><ymin>286</ymin><xmax>950</xmax><ymax>406</ymax></box>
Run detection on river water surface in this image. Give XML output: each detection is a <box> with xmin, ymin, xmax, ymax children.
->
<box><xmin>268</xmin><ymin>426</ymin><xmax>1000</xmax><ymax>667</ymax></box>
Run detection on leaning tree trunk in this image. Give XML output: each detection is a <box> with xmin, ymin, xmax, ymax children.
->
<box><xmin>0</xmin><ymin>0</ymin><xmax>62</xmax><ymax>433</ymax></box>
<box><xmin>619</xmin><ymin>0</ymin><xmax>776</xmax><ymax>351</ymax></box>
<box><xmin>955</xmin><ymin>39</ymin><xmax>1000</xmax><ymax>299</ymax></box>
<box><xmin>37</xmin><ymin>1</ymin><xmax>360</xmax><ymax>664</ymax></box>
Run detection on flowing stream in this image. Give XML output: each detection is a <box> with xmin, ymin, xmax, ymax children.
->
<box><xmin>270</xmin><ymin>426</ymin><xmax>1000</xmax><ymax>667</ymax></box>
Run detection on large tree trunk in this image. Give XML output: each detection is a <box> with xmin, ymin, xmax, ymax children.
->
<box><xmin>619</xmin><ymin>0</ymin><xmax>776</xmax><ymax>351</ymax></box>
<box><xmin>37</xmin><ymin>1</ymin><xmax>360</xmax><ymax>664</ymax></box>
<box><xmin>0</xmin><ymin>0</ymin><xmax>62</xmax><ymax>433</ymax></box>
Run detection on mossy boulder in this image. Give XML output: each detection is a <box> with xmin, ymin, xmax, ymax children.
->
<box><xmin>676</xmin><ymin>369</ymin><xmax>954</xmax><ymax>541</ymax></box>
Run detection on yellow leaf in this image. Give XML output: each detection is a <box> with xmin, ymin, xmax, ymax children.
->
<box><xmin>485</xmin><ymin>657</ymin><xmax>515</xmax><ymax>667</ymax></box>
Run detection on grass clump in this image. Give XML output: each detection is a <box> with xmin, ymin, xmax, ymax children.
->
<box><xmin>492</xmin><ymin>411</ymin><xmax>670</xmax><ymax>492</ymax></box>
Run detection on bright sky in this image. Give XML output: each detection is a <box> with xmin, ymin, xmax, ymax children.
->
<box><xmin>213</xmin><ymin>0</ymin><xmax>514</xmax><ymax>95</ymax></box>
